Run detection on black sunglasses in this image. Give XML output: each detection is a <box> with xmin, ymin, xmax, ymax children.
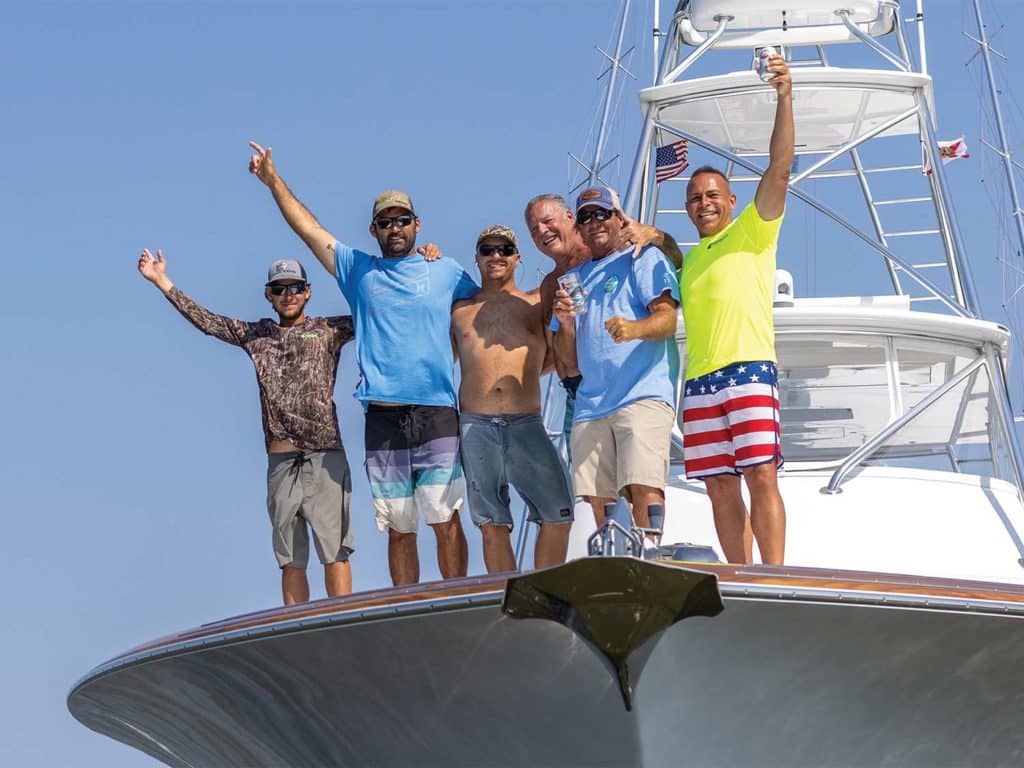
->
<box><xmin>374</xmin><ymin>214</ymin><xmax>416</xmax><ymax>230</ymax></box>
<box><xmin>268</xmin><ymin>282</ymin><xmax>308</xmax><ymax>296</ymax></box>
<box><xmin>478</xmin><ymin>244</ymin><xmax>518</xmax><ymax>257</ymax></box>
<box><xmin>577</xmin><ymin>208</ymin><xmax>615</xmax><ymax>225</ymax></box>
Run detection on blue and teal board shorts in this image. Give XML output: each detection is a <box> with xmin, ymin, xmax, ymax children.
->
<box><xmin>364</xmin><ymin>404</ymin><xmax>465</xmax><ymax>533</ymax></box>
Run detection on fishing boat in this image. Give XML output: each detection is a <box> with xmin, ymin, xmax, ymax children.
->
<box><xmin>68</xmin><ymin>2</ymin><xmax>1024</xmax><ymax>765</ymax></box>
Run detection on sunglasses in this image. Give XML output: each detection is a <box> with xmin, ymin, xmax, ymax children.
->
<box><xmin>478</xmin><ymin>244</ymin><xmax>518</xmax><ymax>257</ymax></box>
<box><xmin>577</xmin><ymin>208</ymin><xmax>615</xmax><ymax>225</ymax></box>
<box><xmin>268</xmin><ymin>282</ymin><xmax>308</xmax><ymax>296</ymax></box>
<box><xmin>374</xmin><ymin>214</ymin><xmax>416</xmax><ymax>230</ymax></box>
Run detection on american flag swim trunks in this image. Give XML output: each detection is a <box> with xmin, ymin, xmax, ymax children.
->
<box><xmin>681</xmin><ymin>360</ymin><xmax>783</xmax><ymax>479</ymax></box>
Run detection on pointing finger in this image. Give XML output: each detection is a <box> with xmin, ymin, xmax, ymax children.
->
<box><xmin>249</xmin><ymin>140</ymin><xmax>266</xmax><ymax>155</ymax></box>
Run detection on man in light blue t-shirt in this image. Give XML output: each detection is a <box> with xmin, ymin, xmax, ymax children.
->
<box><xmin>552</xmin><ymin>186</ymin><xmax>679</xmax><ymax>532</ymax></box>
<box><xmin>249</xmin><ymin>141</ymin><xmax>477</xmax><ymax>586</ymax></box>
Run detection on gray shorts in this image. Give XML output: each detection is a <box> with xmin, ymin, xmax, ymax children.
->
<box><xmin>460</xmin><ymin>412</ymin><xmax>574</xmax><ymax>528</ymax></box>
<box><xmin>267</xmin><ymin>449</ymin><xmax>353</xmax><ymax>569</ymax></box>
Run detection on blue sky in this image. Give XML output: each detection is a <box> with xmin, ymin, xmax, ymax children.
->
<box><xmin>4</xmin><ymin>1</ymin><xmax>1024</xmax><ymax>765</ymax></box>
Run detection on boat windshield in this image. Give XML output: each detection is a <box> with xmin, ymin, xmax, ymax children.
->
<box><xmin>777</xmin><ymin>332</ymin><xmax>1014</xmax><ymax>480</ymax></box>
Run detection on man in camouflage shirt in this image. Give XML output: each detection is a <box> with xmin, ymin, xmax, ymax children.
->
<box><xmin>138</xmin><ymin>248</ymin><xmax>355</xmax><ymax>604</ymax></box>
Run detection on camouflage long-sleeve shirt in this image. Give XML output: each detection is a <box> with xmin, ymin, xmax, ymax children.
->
<box><xmin>165</xmin><ymin>287</ymin><xmax>354</xmax><ymax>451</ymax></box>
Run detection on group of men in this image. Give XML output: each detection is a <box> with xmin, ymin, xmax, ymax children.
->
<box><xmin>138</xmin><ymin>55</ymin><xmax>793</xmax><ymax>605</ymax></box>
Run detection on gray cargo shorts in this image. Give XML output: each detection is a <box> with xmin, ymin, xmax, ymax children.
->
<box><xmin>267</xmin><ymin>448</ymin><xmax>353</xmax><ymax>569</ymax></box>
<box><xmin>460</xmin><ymin>412</ymin><xmax>574</xmax><ymax>529</ymax></box>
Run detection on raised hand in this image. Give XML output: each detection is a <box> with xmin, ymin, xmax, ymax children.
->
<box><xmin>417</xmin><ymin>242</ymin><xmax>442</xmax><ymax>262</ymax></box>
<box><xmin>765</xmin><ymin>54</ymin><xmax>792</xmax><ymax>97</ymax></box>
<box><xmin>138</xmin><ymin>248</ymin><xmax>173</xmax><ymax>292</ymax></box>
<box><xmin>248</xmin><ymin>140</ymin><xmax>277</xmax><ymax>186</ymax></box>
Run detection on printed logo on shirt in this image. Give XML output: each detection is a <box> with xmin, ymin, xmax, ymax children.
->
<box><xmin>708</xmin><ymin>231</ymin><xmax>731</xmax><ymax>249</ymax></box>
<box><xmin>299</xmin><ymin>332</ymin><xmax>320</xmax><ymax>340</ymax></box>
<box><xmin>369</xmin><ymin>261</ymin><xmax>430</xmax><ymax>307</ymax></box>
<box><xmin>604</xmin><ymin>276</ymin><xmax>619</xmax><ymax>293</ymax></box>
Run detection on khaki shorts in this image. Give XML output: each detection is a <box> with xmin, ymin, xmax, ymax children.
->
<box><xmin>571</xmin><ymin>398</ymin><xmax>674</xmax><ymax>498</ymax></box>
<box><xmin>267</xmin><ymin>449</ymin><xmax>353</xmax><ymax>568</ymax></box>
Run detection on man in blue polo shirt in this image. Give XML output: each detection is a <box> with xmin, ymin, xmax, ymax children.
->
<box><xmin>552</xmin><ymin>186</ymin><xmax>679</xmax><ymax>531</ymax></box>
<box><xmin>249</xmin><ymin>141</ymin><xmax>477</xmax><ymax>586</ymax></box>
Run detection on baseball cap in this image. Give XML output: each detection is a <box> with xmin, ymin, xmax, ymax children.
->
<box><xmin>575</xmin><ymin>186</ymin><xmax>622</xmax><ymax>214</ymax></box>
<box><xmin>476</xmin><ymin>224</ymin><xmax>518</xmax><ymax>249</ymax></box>
<box><xmin>266</xmin><ymin>259</ymin><xmax>307</xmax><ymax>285</ymax></box>
<box><xmin>372</xmin><ymin>189</ymin><xmax>416</xmax><ymax>219</ymax></box>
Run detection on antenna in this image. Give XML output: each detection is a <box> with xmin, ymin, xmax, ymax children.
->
<box><xmin>965</xmin><ymin>0</ymin><xmax>1024</xmax><ymax>419</ymax></box>
<box><xmin>966</xmin><ymin>0</ymin><xmax>1024</xmax><ymax>263</ymax></box>
<box><xmin>568</xmin><ymin>0</ymin><xmax>637</xmax><ymax>192</ymax></box>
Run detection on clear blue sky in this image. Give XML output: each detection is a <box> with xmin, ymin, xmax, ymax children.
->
<box><xmin>4</xmin><ymin>1</ymin><xmax>1023</xmax><ymax>765</ymax></box>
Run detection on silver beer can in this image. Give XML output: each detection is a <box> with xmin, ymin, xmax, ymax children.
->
<box><xmin>557</xmin><ymin>272</ymin><xmax>587</xmax><ymax>314</ymax></box>
<box><xmin>756</xmin><ymin>46</ymin><xmax>778</xmax><ymax>82</ymax></box>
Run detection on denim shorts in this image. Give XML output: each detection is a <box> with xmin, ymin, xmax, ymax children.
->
<box><xmin>460</xmin><ymin>412</ymin><xmax>574</xmax><ymax>528</ymax></box>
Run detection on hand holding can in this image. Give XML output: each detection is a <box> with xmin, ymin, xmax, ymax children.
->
<box><xmin>557</xmin><ymin>273</ymin><xmax>587</xmax><ymax>314</ymax></box>
<box><xmin>755</xmin><ymin>46</ymin><xmax>778</xmax><ymax>82</ymax></box>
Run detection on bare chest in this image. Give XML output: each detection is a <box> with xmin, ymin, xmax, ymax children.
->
<box><xmin>453</xmin><ymin>299</ymin><xmax>541</xmax><ymax>352</ymax></box>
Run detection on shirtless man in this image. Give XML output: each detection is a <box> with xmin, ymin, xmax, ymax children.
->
<box><xmin>452</xmin><ymin>225</ymin><xmax>574</xmax><ymax>572</ymax></box>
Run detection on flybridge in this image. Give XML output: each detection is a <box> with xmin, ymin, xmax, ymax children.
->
<box><xmin>678</xmin><ymin>0</ymin><xmax>897</xmax><ymax>47</ymax></box>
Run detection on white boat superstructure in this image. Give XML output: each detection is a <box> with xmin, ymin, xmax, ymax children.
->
<box><xmin>569</xmin><ymin>300</ymin><xmax>1024</xmax><ymax>581</ymax></box>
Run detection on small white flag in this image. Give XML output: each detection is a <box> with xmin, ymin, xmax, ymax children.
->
<box><xmin>923</xmin><ymin>135</ymin><xmax>970</xmax><ymax>175</ymax></box>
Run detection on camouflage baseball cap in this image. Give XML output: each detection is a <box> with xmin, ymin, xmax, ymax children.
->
<box><xmin>575</xmin><ymin>185</ymin><xmax>622</xmax><ymax>213</ymax></box>
<box><xmin>266</xmin><ymin>259</ymin><xmax>307</xmax><ymax>285</ymax></box>
<box><xmin>476</xmin><ymin>224</ymin><xmax>518</xmax><ymax>249</ymax></box>
<box><xmin>372</xmin><ymin>189</ymin><xmax>415</xmax><ymax>218</ymax></box>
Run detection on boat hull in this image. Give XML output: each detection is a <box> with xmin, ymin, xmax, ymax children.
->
<box><xmin>68</xmin><ymin>567</ymin><xmax>1024</xmax><ymax>767</ymax></box>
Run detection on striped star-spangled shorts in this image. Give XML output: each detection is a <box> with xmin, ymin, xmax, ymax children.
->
<box><xmin>680</xmin><ymin>360</ymin><xmax>783</xmax><ymax>480</ymax></box>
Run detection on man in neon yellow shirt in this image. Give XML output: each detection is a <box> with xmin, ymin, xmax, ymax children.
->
<box><xmin>675</xmin><ymin>52</ymin><xmax>793</xmax><ymax>565</ymax></box>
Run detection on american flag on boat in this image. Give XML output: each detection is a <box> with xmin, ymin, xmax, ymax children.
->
<box><xmin>655</xmin><ymin>139</ymin><xmax>689</xmax><ymax>183</ymax></box>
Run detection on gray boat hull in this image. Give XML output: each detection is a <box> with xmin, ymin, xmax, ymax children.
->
<box><xmin>69</xmin><ymin>573</ymin><xmax>1024</xmax><ymax>767</ymax></box>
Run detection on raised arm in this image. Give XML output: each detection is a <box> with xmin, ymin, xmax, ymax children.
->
<box><xmin>248</xmin><ymin>141</ymin><xmax>339</xmax><ymax>276</ymax></box>
<box><xmin>753</xmin><ymin>54</ymin><xmax>794</xmax><ymax>222</ymax></box>
<box><xmin>138</xmin><ymin>249</ymin><xmax>249</xmax><ymax>346</ymax></box>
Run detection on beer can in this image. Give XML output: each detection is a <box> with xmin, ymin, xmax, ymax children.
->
<box><xmin>557</xmin><ymin>273</ymin><xmax>587</xmax><ymax>314</ymax></box>
<box><xmin>755</xmin><ymin>46</ymin><xmax>778</xmax><ymax>82</ymax></box>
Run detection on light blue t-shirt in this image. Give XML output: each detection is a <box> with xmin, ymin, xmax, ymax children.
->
<box><xmin>552</xmin><ymin>245</ymin><xmax>680</xmax><ymax>422</ymax></box>
<box><xmin>334</xmin><ymin>243</ymin><xmax>478</xmax><ymax>406</ymax></box>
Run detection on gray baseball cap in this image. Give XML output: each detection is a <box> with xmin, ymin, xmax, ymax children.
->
<box><xmin>266</xmin><ymin>259</ymin><xmax>308</xmax><ymax>285</ymax></box>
